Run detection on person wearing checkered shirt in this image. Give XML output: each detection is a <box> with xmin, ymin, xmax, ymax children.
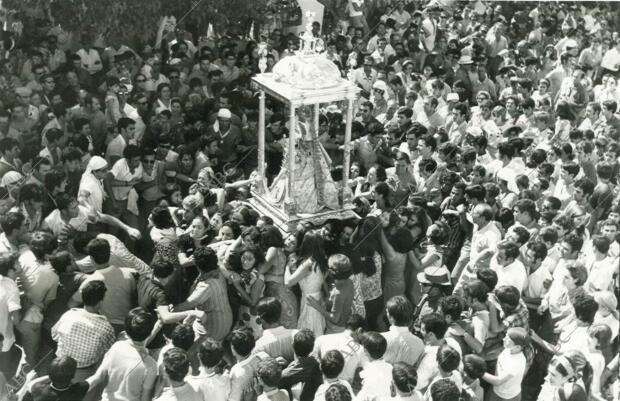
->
<box><xmin>52</xmin><ymin>280</ymin><xmax>115</xmax><ymax>381</ymax></box>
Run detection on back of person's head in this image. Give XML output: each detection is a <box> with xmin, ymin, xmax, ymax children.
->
<box><xmin>163</xmin><ymin>347</ymin><xmax>190</xmax><ymax>382</ymax></box>
<box><xmin>562</xmin><ymin>232</ymin><xmax>584</xmax><ymax>255</ymax></box>
<box><xmin>49</xmin><ymin>251</ymin><xmax>73</xmax><ymax>275</ymax></box>
<box><xmin>48</xmin><ymin>356</ymin><xmax>77</xmax><ymax>387</ymax></box>
<box><xmin>361</xmin><ymin>331</ymin><xmax>387</xmax><ymax>360</ymax></box>
<box><xmin>293</xmin><ymin>328</ymin><xmax>315</xmax><ymax>357</ymax></box>
<box><xmin>325</xmin><ymin>383</ymin><xmax>352</xmax><ymax>401</ymax></box>
<box><xmin>391</xmin><ymin>362</ymin><xmax>418</xmax><ymax>394</ymax></box>
<box><xmin>169</xmin><ymin>324</ymin><xmax>195</xmax><ymax>351</ymax></box>
<box><xmin>346</xmin><ymin>314</ymin><xmax>366</xmax><ymax>332</ymax></box>
<box><xmin>439</xmin><ymin>296</ymin><xmax>463</xmax><ymax>322</ymax></box>
<box><xmin>328</xmin><ymin>253</ymin><xmax>353</xmax><ymax>280</ymax></box>
<box><xmin>87</xmin><ymin>238</ymin><xmax>111</xmax><ymax>265</ymax></box>
<box><xmin>495</xmin><ymin>285</ymin><xmax>521</xmax><ymax>308</ymax></box>
<box><xmin>436</xmin><ymin>344</ymin><xmax>460</xmax><ymax>373</ymax></box>
<box><xmin>81</xmin><ymin>280</ymin><xmax>106</xmax><ymax>307</ymax></box>
<box><xmin>151</xmin><ymin>259</ymin><xmax>175</xmax><ymax>279</ymax></box>
<box><xmin>476</xmin><ymin>268</ymin><xmax>498</xmax><ymax>291</ymax></box>
<box><xmin>0</xmin><ymin>212</ymin><xmax>24</xmax><ymax>236</ymax></box>
<box><xmin>591</xmin><ymin>235</ymin><xmax>611</xmax><ymax>255</ymax></box>
<box><xmin>194</xmin><ymin>246</ymin><xmax>219</xmax><ymax>273</ymax></box>
<box><xmin>29</xmin><ymin>231</ymin><xmax>57</xmax><ymax>260</ymax></box>
<box><xmin>386</xmin><ymin>295</ymin><xmax>414</xmax><ymax>326</ymax></box>
<box><xmin>421</xmin><ymin>313</ymin><xmax>447</xmax><ymax>340</ymax></box>
<box><xmin>229</xmin><ymin>327</ymin><xmax>255</xmax><ymax>357</ymax></box>
<box><xmin>463</xmin><ymin>354</ymin><xmax>487</xmax><ymax>380</ymax></box>
<box><xmin>464</xmin><ymin>280</ymin><xmax>489</xmax><ymax>303</ymax></box>
<box><xmin>19</xmin><ymin>182</ymin><xmax>44</xmax><ymax>203</ymax></box>
<box><xmin>44</xmin><ymin>169</ymin><xmax>66</xmax><ymax>192</ymax></box>
<box><xmin>257</xmin><ymin>357</ymin><xmax>282</xmax><ymax>388</ymax></box>
<box><xmin>596</xmin><ymin>162</ymin><xmax>614</xmax><ymax>180</ymax></box>
<box><xmin>430</xmin><ymin>378</ymin><xmax>460</xmax><ymax>401</ymax></box>
<box><xmin>321</xmin><ymin>350</ymin><xmax>345</xmax><ymax>379</ymax></box>
<box><xmin>539</xmin><ymin>226</ymin><xmax>559</xmax><ymax>244</ymax></box>
<box><xmin>0</xmin><ymin>253</ymin><xmax>18</xmax><ymax>277</ymax></box>
<box><xmin>256</xmin><ymin>297</ymin><xmax>282</xmax><ymax>324</ymax></box>
<box><xmin>125</xmin><ymin>307</ymin><xmax>156</xmax><ymax>342</ymax></box>
<box><xmin>573</xmin><ymin>293</ymin><xmax>599</xmax><ymax>325</ymax></box>
<box><xmin>198</xmin><ymin>337</ymin><xmax>224</xmax><ymax>368</ymax></box>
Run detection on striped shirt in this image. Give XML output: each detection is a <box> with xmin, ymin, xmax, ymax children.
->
<box><xmin>253</xmin><ymin>326</ymin><xmax>297</xmax><ymax>363</ymax></box>
<box><xmin>187</xmin><ymin>273</ymin><xmax>233</xmax><ymax>341</ymax></box>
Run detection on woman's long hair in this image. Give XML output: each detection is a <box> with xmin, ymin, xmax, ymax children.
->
<box><xmin>351</xmin><ymin>216</ymin><xmax>382</xmax><ymax>276</ymax></box>
<box><xmin>296</xmin><ymin>231</ymin><xmax>328</xmax><ymax>274</ymax></box>
<box><xmin>259</xmin><ymin>225</ymin><xmax>284</xmax><ymax>251</ymax></box>
<box><xmin>151</xmin><ymin>206</ymin><xmax>176</xmax><ymax>229</ymax></box>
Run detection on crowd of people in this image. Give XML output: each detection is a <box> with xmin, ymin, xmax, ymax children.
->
<box><xmin>0</xmin><ymin>0</ymin><xmax>619</xmax><ymax>401</ymax></box>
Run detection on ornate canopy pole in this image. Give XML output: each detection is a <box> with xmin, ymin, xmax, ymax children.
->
<box><xmin>284</xmin><ymin>105</ymin><xmax>297</xmax><ymax>216</ymax></box>
<box><xmin>342</xmin><ymin>97</ymin><xmax>354</xmax><ymax>206</ymax></box>
<box><xmin>256</xmin><ymin>90</ymin><xmax>266</xmax><ymax>193</ymax></box>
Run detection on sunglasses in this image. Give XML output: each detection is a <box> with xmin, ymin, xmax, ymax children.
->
<box><xmin>169</xmin><ymin>75</ymin><xmax>180</xmax><ymax>79</ymax></box>
<box><xmin>136</xmin><ymin>79</ymin><xmax>146</xmax><ymax>83</ymax></box>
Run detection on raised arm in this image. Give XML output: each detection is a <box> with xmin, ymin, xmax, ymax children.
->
<box><xmin>285</xmin><ymin>258</ymin><xmax>310</xmax><ymax>287</ymax></box>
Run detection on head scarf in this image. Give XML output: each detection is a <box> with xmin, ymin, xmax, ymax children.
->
<box><xmin>1</xmin><ymin>171</ymin><xmax>23</xmax><ymax>187</ymax></box>
<box><xmin>85</xmin><ymin>156</ymin><xmax>108</xmax><ymax>175</ymax></box>
<box><xmin>79</xmin><ymin>156</ymin><xmax>108</xmax><ymax>213</ymax></box>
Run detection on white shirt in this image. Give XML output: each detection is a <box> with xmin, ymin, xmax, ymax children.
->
<box><xmin>44</xmin><ymin>205</ymin><xmax>94</xmax><ymax>237</ymax></box>
<box><xmin>110</xmin><ymin>158</ymin><xmax>143</xmax><ymax>201</ymax></box>
<box><xmin>0</xmin><ymin>276</ymin><xmax>20</xmax><ymax>351</ymax></box>
<box><xmin>493</xmin><ymin>259</ymin><xmax>528</xmax><ymax>293</ymax></box>
<box><xmin>601</xmin><ymin>47</ymin><xmax>620</xmax><ymax>71</ymax></box>
<box><xmin>415</xmin><ymin>345</ymin><xmax>439</xmax><ymax>392</ymax></box>
<box><xmin>492</xmin><ymin>349</ymin><xmax>526</xmax><ymax>399</ymax></box>
<box><xmin>253</xmin><ymin>326</ymin><xmax>297</xmax><ymax>363</ymax></box>
<box><xmin>524</xmin><ymin>265</ymin><xmax>552</xmax><ymax>299</ymax></box>
<box><xmin>95</xmin><ymin>340</ymin><xmax>158</xmax><ymax>401</ymax></box>
<box><xmin>313</xmin><ymin>331</ymin><xmax>363</xmax><ymax>382</ymax></box>
<box><xmin>357</xmin><ymin>360</ymin><xmax>393</xmax><ymax>400</ymax></box>
<box><xmin>585</xmin><ymin>257</ymin><xmax>616</xmax><ymax>293</ymax></box>
<box><xmin>186</xmin><ymin>371</ymin><xmax>230</xmax><ymax>401</ymax></box>
<box><xmin>470</xmin><ymin>222</ymin><xmax>502</xmax><ymax>269</ymax></box>
<box><xmin>314</xmin><ymin>379</ymin><xmax>353</xmax><ymax>401</ymax></box>
<box><xmin>155</xmin><ymin>383</ymin><xmax>203</xmax><ymax>401</ymax></box>
<box><xmin>381</xmin><ymin>325</ymin><xmax>424</xmax><ymax>366</ymax></box>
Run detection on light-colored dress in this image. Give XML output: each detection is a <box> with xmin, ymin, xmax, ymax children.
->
<box><xmin>297</xmin><ymin>259</ymin><xmax>326</xmax><ymax>337</ymax></box>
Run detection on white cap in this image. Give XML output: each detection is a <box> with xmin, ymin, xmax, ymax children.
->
<box><xmin>217</xmin><ymin>108</ymin><xmax>232</xmax><ymax>119</ymax></box>
<box><xmin>446</xmin><ymin>93</ymin><xmax>459</xmax><ymax>102</ymax></box>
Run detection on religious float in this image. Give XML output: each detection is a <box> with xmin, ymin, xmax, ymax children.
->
<box><xmin>248</xmin><ymin>14</ymin><xmax>360</xmax><ymax>233</ymax></box>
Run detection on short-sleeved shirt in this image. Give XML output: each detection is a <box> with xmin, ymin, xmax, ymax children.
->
<box><xmin>154</xmin><ymin>383</ymin><xmax>203</xmax><ymax>401</ymax></box>
<box><xmin>97</xmin><ymin>340</ymin><xmax>158</xmax><ymax>401</ymax></box>
<box><xmin>0</xmin><ymin>277</ymin><xmax>20</xmax><ymax>351</ymax></box>
<box><xmin>18</xmin><ymin>251</ymin><xmax>59</xmax><ymax>323</ymax></box>
<box><xmin>72</xmin><ymin>265</ymin><xmax>136</xmax><ymax>325</ymax></box>
<box><xmin>110</xmin><ymin>158</ymin><xmax>143</xmax><ymax>200</ymax></box>
<box><xmin>187</xmin><ymin>274</ymin><xmax>233</xmax><ymax>340</ymax></box>
<box><xmin>52</xmin><ymin>308</ymin><xmax>115</xmax><ymax>368</ymax></box>
<box><xmin>81</xmin><ymin>233</ymin><xmax>149</xmax><ymax>275</ymax></box>
<box><xmin>44</xmin><ymin>205</ymin><xmax>95</xmax><ymax>237</ymax></box>
<box><xmin>105</xmin><ymin>135</ymin><xmax>126</xmax><ymax>164</ymax></box>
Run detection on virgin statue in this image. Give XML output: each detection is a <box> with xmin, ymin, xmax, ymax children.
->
<box><xmin>268</xmin><ymin>106</ymin><xmax>340</xmax><ymax>214</ymax></box>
